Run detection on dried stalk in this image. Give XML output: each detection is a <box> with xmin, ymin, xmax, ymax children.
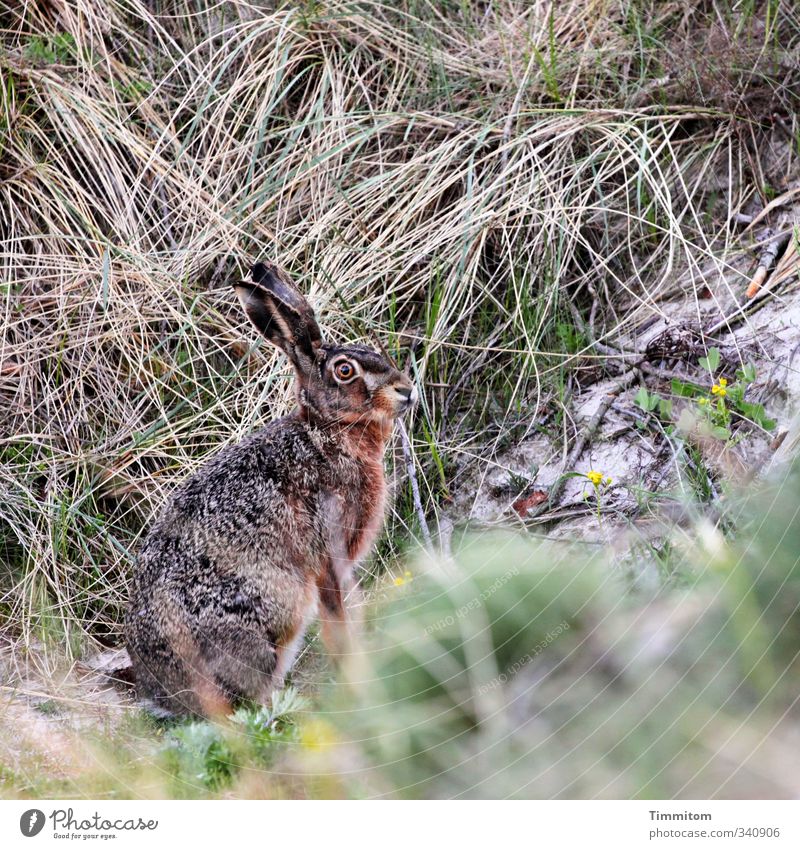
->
<box><xmin>397</xmin><ymin>420</ymin><xmax>433</xmax><ymax>552</ymax></box>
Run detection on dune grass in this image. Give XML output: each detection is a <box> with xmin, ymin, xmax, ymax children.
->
<box><xmin>2</xmin><ymin>0</ymin><xmax>798</xmax><ymax>646</ymax></box>
<box><xmin>1</xmin><ymin>0</ymin><xmax>800</xmax><ymax>799</ymax></box>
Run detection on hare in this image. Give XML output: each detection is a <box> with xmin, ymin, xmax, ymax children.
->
<box><xmin>125</xmin><ymin>261</ymin><xmax>417</xmax><ymax>716</ymax></box>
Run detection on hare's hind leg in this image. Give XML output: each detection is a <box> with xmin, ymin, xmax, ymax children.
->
<box><xmin>194</xmin><ymin>607</ymin><xmax>280</xmax><ymax>708</ymax></box>
<box><xmin>127</xmin><ymin>598</ymin><xmax>230</xmax><ymax>717</ymax></box>
<box><xmin>142</xmin><ymin>571</ymin><xmax>279</xmax><ymax>713</ymax></box>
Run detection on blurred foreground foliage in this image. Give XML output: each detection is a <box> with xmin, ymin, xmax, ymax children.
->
<box><xmin>3</xmin><ymin>462</ymin><xmax>799</xmax><ymax>799</ymax></box>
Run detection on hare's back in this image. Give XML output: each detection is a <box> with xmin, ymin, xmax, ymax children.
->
<box><xmin>136</xmin><ymin>417</ymin><xmax>328</xmax><ymax>580</ymax></box>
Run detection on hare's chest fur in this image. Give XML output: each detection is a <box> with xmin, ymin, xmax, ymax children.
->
<box><xmin>337</xmin><ymin>456</ymin><xmax>386</xmax><ymax>563</ymax></box>
<box><xmin>311</xmin><ymin>427</ymin><xmax>387</xmax><ymax>565</ymax></box>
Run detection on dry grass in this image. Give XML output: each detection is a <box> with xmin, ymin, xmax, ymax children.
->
<box><xmin>1</xmin><ymin>0</ymin><xmax>799</xmax><ymax>653</ymax></box>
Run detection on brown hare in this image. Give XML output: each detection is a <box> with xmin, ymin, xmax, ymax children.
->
<box><xmin>125</xmin><ymin>261</ymin><xmax>417</xmax><ymax>716</ymax></box>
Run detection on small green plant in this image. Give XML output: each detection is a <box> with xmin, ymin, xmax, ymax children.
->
<box><xmin>164</xmin><ymin>721</ymin><xmax>235</xmax><ymax>790</ymax></box>
<box><xmin>161</xmin><ymin>687</ymin><xmax>308</xmax><ymax>791</ymax></box>
<box><xmin>687</xmin><ymin>348</ymin><xmax>775</xmax><ymax>442</ymax></box>
<box><xmin>112</xmin><ymin>78</ymin><xmax>153</xmax><ymax>102</ymax></box>
<box><xmin>564</xmin><ymin>469</ymin><xmax>613</xmax><ymax>520</ymax></box>
<box><xmin>555</xmin><ymin>321</ymin><xmax>586</xmax><ymax>354</ymax></box>
<box><xmin>634</xmin><ymin>350</ymin><xmax>773</xmax><ymax>445</ymax></box>
<box><xmin>33</xmin><ymin>699</ymin><xmax>61</xmax><ymax>716</ymax></box>
<box><xmin>633</xmin><ymin>386</ymin><xmax>673</xmax><ymax>423</ymax></box>
<box><xmin>697</xmin><ymin>345</ymin><xmax>721</xmax><ymax>375</ymax></box>
<box><xmin>696</xmin><ymin>375</ymin><xmax>733</xmax><ymax>441</ymax></box>
<box><xmin>25</xmin><ymin>33</ymin><xmax>76</xmax><ymax>64</ymax></box>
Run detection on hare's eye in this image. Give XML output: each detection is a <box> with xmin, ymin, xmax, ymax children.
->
<box><xmin>334</xmin><ymin>361</ymin><xmax>355</xmax><ymax>381</ymax></box>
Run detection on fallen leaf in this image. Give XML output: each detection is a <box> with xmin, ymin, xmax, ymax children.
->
<box><xmin>512</xmin><ymin>489</ymin><xmax>548</xmax><ymax>517</ymax></box>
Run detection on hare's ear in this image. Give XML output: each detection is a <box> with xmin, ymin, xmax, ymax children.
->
<box><xmin>234</xmin><ymin>262</ymin><xmax>323</xmax><ymax>374</ymax></box>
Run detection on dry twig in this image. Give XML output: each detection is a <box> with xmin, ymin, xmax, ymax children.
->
<box><xmin>397</xmin><ymin>420</ymin><xmax>433</xmax><ymax>552</ymax></box>
<box><xmin>746</xmin><ymin>220</ymin><xmax>792</xmax><ymax>298</ymax></box>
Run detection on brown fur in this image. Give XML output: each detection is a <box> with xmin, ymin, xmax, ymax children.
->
<box><xmin>125</xmin><ymin>261</ymin><xmax>416</xmax><ymax>716</ymax></box>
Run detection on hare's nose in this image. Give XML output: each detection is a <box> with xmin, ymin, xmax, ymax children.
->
<box><xmin>394</xmin><ymin>385</ymin><xmax>418</xmax><ymax>407</ymax></box>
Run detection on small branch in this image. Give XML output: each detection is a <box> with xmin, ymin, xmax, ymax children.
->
<box><xmin>397</xmin><ymin>420</ymin><xmax>433</xmax><ymax>552</ymax></box>
<box><xmin>638</xmin><ymin>360</ymin><xmax>696</xmax><ymax>384</ymax></box>
<box><xmin>746</xmin><ymin>223</ymin><xmax>791</xmax><ymax>298</ymax></box>
<box><xmin>569</xmin><ymin>302</ymin><xmax>687</xmax><ymax>383</ymax></box>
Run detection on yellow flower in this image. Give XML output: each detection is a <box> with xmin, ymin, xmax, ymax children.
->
<box><xmin>698</xmin><ymin>397</ymin><xmax>708</xmax><ymax>406</ymax></box>
<box><xmin>393</xmin><ymin>576</ymin><xmax>406</xmax><ymax>586</ymax></box>
<box><xmin>586</xmin><ymin>470</ymin><xmax>603</xmax><ymax>486</ymax></box>
<box><xmin>718</xmin><ymin>377</ymin><xmax>727</xmax><ymax>387</ymax></box>
<box><xmin>404</xmin><ymin>570</ymin><xmax>412</xmax><ymax>579</ymax></box>
<box><xmin>300</xmin><ymin>718</ymin><xmax>338</xmax><ymax>752</ymax></box>
<box><xmin>711</xmin><ymin>383</ymin><xmax>727</xmax><ymax>397</ymax></box>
